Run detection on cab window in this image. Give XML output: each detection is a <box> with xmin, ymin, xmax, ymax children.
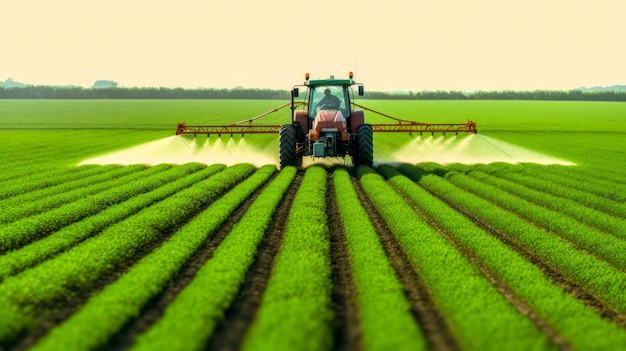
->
<box><xmin>310</xmin><ymin>86</ymin><xmax>347</xmax><ymax>117</ymax></box>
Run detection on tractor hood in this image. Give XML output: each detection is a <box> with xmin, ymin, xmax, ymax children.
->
<box><xmin>313</xmin><ymin>110</ymin><xmax>346</xmax><ymax>132</ymax></box>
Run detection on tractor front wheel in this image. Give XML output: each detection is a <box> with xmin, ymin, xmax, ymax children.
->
<box><xmin>279</xmin><ymin>124</ymin><xmax>297</xmax><ymax>169</ymax></box>
<box><xmin>356</xmin><ymin>124</ymin><xmax>373</xmax><ymax>167</ymax></box>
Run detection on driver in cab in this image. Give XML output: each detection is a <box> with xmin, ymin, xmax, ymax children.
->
<box><xmin>317</xmin><ymin>89</ymin><xmax>341</xmax><ymax>110</ymax></box>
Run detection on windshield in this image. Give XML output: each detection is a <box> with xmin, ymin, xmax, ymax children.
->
<box><xmin>309</xmin><ymin>85</ymin><xmax>348</xmax><ymax>117</ymax></box>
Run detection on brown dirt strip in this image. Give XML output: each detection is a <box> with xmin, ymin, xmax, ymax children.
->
<box><xmin>326</xmin><ymin>170</ymin><xmax>362</xmax><ymax>351</ymax></box>
<box><xmin>103</xmin><ymin>172</ymin><xmax>282</xmax><ymax>350</ymax></box>
<box><xmin>7</xmin><ymin>175</ymin><xmax>254</xmax><ymax>351</ymax></box>
<box><xmin>349</xmin><ymin>171</ymin><xmax>460</xmax><ymax>351</ymax></box>
<box><xmin>204</xmin><ymin>171</ymin><xmax>303</xmax><ymax>351</ymax></box>
<box><xmin>420</xmin><ymin>184</ymin><xmax>626</xmax><ymax>330</ymax></box>
<box><xmin>459</xmin><ymin>177</ymin><xmax>626</xmax><ymax>275</ymax></box>
<box><xmin>394</xmin><ymin>183</ymin><xmax>571</xmax><ymax>350</ymax></box>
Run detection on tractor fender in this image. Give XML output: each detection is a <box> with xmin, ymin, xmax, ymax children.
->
<box><xmin>294</xmin><ymin>110</ymin><xmax>309</xmax><ymax>135</ymax></box>
<box><xmin>293</xmin><ymin>120</ymin><xmax>306</xmax><ymax>143</ymax></box>
<box><xmin>350</xmin><ymin>109</ymin><xmax>365</xmax><ymax>133</ymax></box>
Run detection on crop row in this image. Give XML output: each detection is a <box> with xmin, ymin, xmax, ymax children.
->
<box><xmin>0</xmin><ymin>164</ymin><xmax>207</xmax><ymax>252</ymax></box>
<box><xmin>527</xmin><ymin>163</ymin><xmax>626</xmax><ymax>197</ymax></box>
<box><xmin>387</xmin><ymin>164</ymin><xmax>626</xmax><ymax>349</ymax></box>
<box><xmin>445</xmin><ymin>171</ymin><xmax>626</xmax><ymax>271</ymax></box>
<box><xmin>400</xmin><ymin>165</ymin><xmax>626</xmax><ymax>314</ymax></box>
<box><xmin>0</xmin><ymin>164</ymin><xmax>156</xmax><ymax>224</ymax></box>
<box><xmin>242</xmin><ymin>166</ymin><xmax>332</xmax><ymax>351</ymax></box>
<box><xmin>0</xmin><ymin>163</ymin><xmax>222</xmax><ymax>279</ymax></box>
<box><xmin>2</xmin><ymin>161</ymin><xmax>626</xmax><ymax>350</ymax></box>
<box><xmin>465</xmin><ymin>170</ymin><xmax>626</xmax><ymax>237</ymax></box>
<box><xmin>473</xmin><ymin>162</ymin><xmax>626</xmax><ymax>204</ymax></box>
<box><xmin>332</xmin><ymin>168</ymin><xmax>426</xmax><ymax>351</ymax></box>
<box><xmin>0</xmin><ymin>165</ymin><xmax>117</xmax><ymax>200</ymax></box>
<box><xmin>0</xmin><ymin>164</ymin><xmax>144</xmax><ymax>204</ymax></box>
<box><xmin>477</xmin><ymin>167</ymin><xmax>626</xmax><ymax>218</ymax></box>
<box><xmin>0</xmin><ymin>164</ymin><xmax>256</xmax><ymax>343</ymax></box>
<box><xmin>357</xmin><ymin>165</ymin><xmax>550</xmax><ymax>350</ymax></box>
<box><xmin>30</xmin><ymin>165</ymin><xmax>282</xmax><ymax>351</ymax></box>
<box><xmin>130</xmin><ymin>166</ymin><xmax>294</xmax><ymax>351</ymax></box>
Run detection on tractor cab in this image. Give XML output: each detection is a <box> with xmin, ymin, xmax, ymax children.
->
<box><xmin>283</xmin><ymin>72</ymin><xmax>371</xmax><ymax>168</ymax></box>
<box><xmin>291</xmin><ymin>73</ymin><xmax>364</xmax><ymax>133</ymax></box>
<box><xmin>310</xmin><ymin>85</ymin><xmax>348</xmax><ymax>135</ymax></box>
<box><xmin>309</xmin><ymin>85</ymin><xmax>348</xmax><ymax>118</ymax></box>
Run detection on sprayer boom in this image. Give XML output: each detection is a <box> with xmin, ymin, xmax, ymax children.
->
<box><xmin>176</xmin><ymin>123</ymin><xmax>280</xmax><ymax>136</ymax></box>
<box><xmin>175</xmin><ymin>102</ymin><xmax>477</xmax><ymax>137</ymax></box>
<box><xmin>372</xmin><ymin>120</ymin><xmax>477</xmax><ymax>134</ymax></box>
<box><xmin>176</xmin><ymin>102</ymin><xmax>291</xmax><ymax>136</ymax></box>
<box><xmin>175</xmin><ymin>73</ymin><xmax>478</xmax><ymax>169</ymax></box>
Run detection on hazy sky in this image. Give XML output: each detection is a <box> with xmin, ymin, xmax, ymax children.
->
<box><xmin>1</xmin><ymin>0</ymin><xmax>624</xmax><ymax>91</ymax></box>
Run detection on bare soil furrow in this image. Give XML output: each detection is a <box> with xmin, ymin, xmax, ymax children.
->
<box><xmin>395</xmin><ymin>185</ymin><xmax>571</xmax><ymax>350</ymax></box>
<box><xmin>422</xmin><ymin>185</ymin><xmax>626</xmax><ymax>330</ymax></box>
<box><xmin>455</xmin><ymin>176</ymin><xmax>626</xmax><ymax>274</ymax></box>
<box><xmin>350</xmin><ymin>172</ymin><xmax>459</xmax><ymax>351</ymax></box>
<box><xmin>326</xmin><ymin>172</ymin><xmax>362</xmax><ymax>351</ymax></box>
<box><xmin>204</xmin><ymin>171</ymin><xmax>303</xmax><ymax>351</ymax></box>
<box><xmin>104</xmin><ymin>172</ymin><xmax>280</xmax><ymax>350</ymax></box>
<box><xmin>7</xmin><ymin>174</ymin><xmax>250</xmax><ymax>351</ymax></box>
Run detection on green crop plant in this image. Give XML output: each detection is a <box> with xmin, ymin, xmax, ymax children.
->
<box><xmin>0</xmin><ymin>165</ymin><xmax>150</xmax><ymax>225</ymax></box>
<box><xmin>0</xmin><ymin>164</ymin><xmax>254</xmax><ymax>343</ymax></box>
<box><xmin>332</xmin><ymin>168</ymin><xmax>426</xmax><ymax>351</ymax></box>
<box><xmin>0</xmin><ymin>165</ymin><xmax>118</xmax><ymax>200</ymax></box>
<box><xmin>522</xmin><ymin>164</ymin><xmax>626</xmax><ymax>201</ymax></box>
<box><xmin>381</xmin><ymin>164</ymin><xmax>626</xmax><ymax>349</ymax></box>
<box><xmin>445</xmin><ymin>171</ymin><xmax>626</xmax><ymax>271</ymax></box>
<box><xmin>414</xmin><ymin>172</ymin><xmax>626</xmax><ymax>313</ymax></box>
<box><xmin>30</xmin><ymin>165</ymin><xmax>279</xmax><ymax>351</ymax></box>
<box><xmin>130</xmin><ymin>166</ymin><xmax>294</xmax><ymax>351</ymax></box>
<box><xmin>2</xmin><ymin>98</ymin><xmax>626</xmax><ymax>348</ymax></box>
<box><xmin>357</xmin><ymin>166</ymin><xmax>549</xmax><ymax>350</ymax></box>
<box><xmin>0</xmin><ymin>164</ymin><xmax>174</xmax><ymax>251</ymax></box>
<box><xmin>243</xmin><ymin>166</ymin><xmax>333</xmax><ymax>351</ymax></box>
<box><xmin>465</xmin><ymin>170</ymin><xmax>626</xmax><ymax>239</ymax></box>
<box><xmin>477</xmin><ymin>166</ymin><xmax>626</xmax><ymax>218</ymax></box>
<box><xmin>0</xmin><ymin>163</ymin><xmax>211</xmax><ymax>279</ymax></box>
<box><xmin>520</xmin><ymin>163</ymin><xmax>626</xmax><ymax>199</ymax></box>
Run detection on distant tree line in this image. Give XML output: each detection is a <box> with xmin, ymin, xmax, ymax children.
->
<box><xmin>362</xmin><ymin>89</ymin><xmax>626</xmax><ymax>101</ymax></box>
<box><xmin>0</xmin><ymin>86</ymin><xmax>289</xmax><ymax>99</ymax></box>
<box><xmin>1</xmin><ymin>85</ymin><xmax>626</xmax><ymax>101</ymax></box>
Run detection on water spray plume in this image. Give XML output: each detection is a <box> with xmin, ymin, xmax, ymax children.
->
<box><xmin>79</xmin><ymin>136</ymin><xmax>278</xmax><ymax>167</ymax></box>
<box><xmin>382</xmin><ymin>134</ymin><xmax>574</xmax><ymax>166</ymax></box>
<box><xmin>78</xmin><ymin>134</ymin><xmax>573</xmax><ymax>168</ymax></box>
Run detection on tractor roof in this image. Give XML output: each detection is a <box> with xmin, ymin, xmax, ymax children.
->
<box><xmin>307</xmin><ymin>79</ymin><xmax>353</xmax><ymax>86</ymax></box>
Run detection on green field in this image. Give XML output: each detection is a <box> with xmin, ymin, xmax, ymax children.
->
<box><xmin>2</xmin><ymin>99</ymin><xmax>625</xmax><ymax>168</ymax></box>
<box><xmin>1</xmin><ymin>99</ymin><xmax>626</xmax><ymax>350</ymax></box>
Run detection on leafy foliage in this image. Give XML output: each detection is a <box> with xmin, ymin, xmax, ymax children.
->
<box><xmin>244</xmin><ymin>166</ymin><xmax>333</xmax><ymax>351</ymax></box>
<box><xmin>358</xmin><ymin>165</ymin><xmax>549</xmax><ymax>350</ymax></box>
<box><xmin>385</xmin><ymin>163</ymin><xmax>626</xmax><ymax>350</ymax></box>
<box><xmin>31</xmin><ymin>165</ymin><xmax>280</xmax><ymax>351</ymax></box>
<box><xmin>332</xmin><ymin>168</ymin><xmax>426</xmax><ymax>351</ymax></box>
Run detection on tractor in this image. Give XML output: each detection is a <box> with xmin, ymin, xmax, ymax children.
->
<box><xmin>175</xmin><ymin>72</ymin><xmax>477</xmax><ymax>169</ymax></box>
<box><xmin>280</xmin><ymin>72</ymin><xmax>372</xmax><ymax>169</ymax></box>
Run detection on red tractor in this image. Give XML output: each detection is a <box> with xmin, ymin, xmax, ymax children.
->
<box><xmin>280</xmin><ymin>72</ymin><xmax>372</xmax><ymax>168</ymax></box>
<box><xmin>175</xmin><ymin>72</ymin><xmax>477</xmax><ymax>170</ymax></box>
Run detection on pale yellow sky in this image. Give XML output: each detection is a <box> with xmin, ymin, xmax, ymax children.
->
<box><xmin>1</xmin><ymin>0</ymin><xmax>624</xmax><ymax>91</ymax></box>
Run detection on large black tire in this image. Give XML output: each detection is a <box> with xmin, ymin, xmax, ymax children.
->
<box><xmin>356</xmin><ymin>124</ymin><xmax>374</xmax><ymax>167</ymax></box>
<box><xmin>279</xmin><ymin>124</ymin><xmax>297</xmax><ymax>169</ymax></box>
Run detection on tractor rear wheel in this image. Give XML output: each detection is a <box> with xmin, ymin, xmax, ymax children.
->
<box><xmin>356</xmin><ymin>124</ymin><xmax>373</xmax><ymax>167</ymax></box>
<box><xmin>279</xmin><ymin>124</ymin><xmax>297</xmax><ymax>169</ymax></box>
